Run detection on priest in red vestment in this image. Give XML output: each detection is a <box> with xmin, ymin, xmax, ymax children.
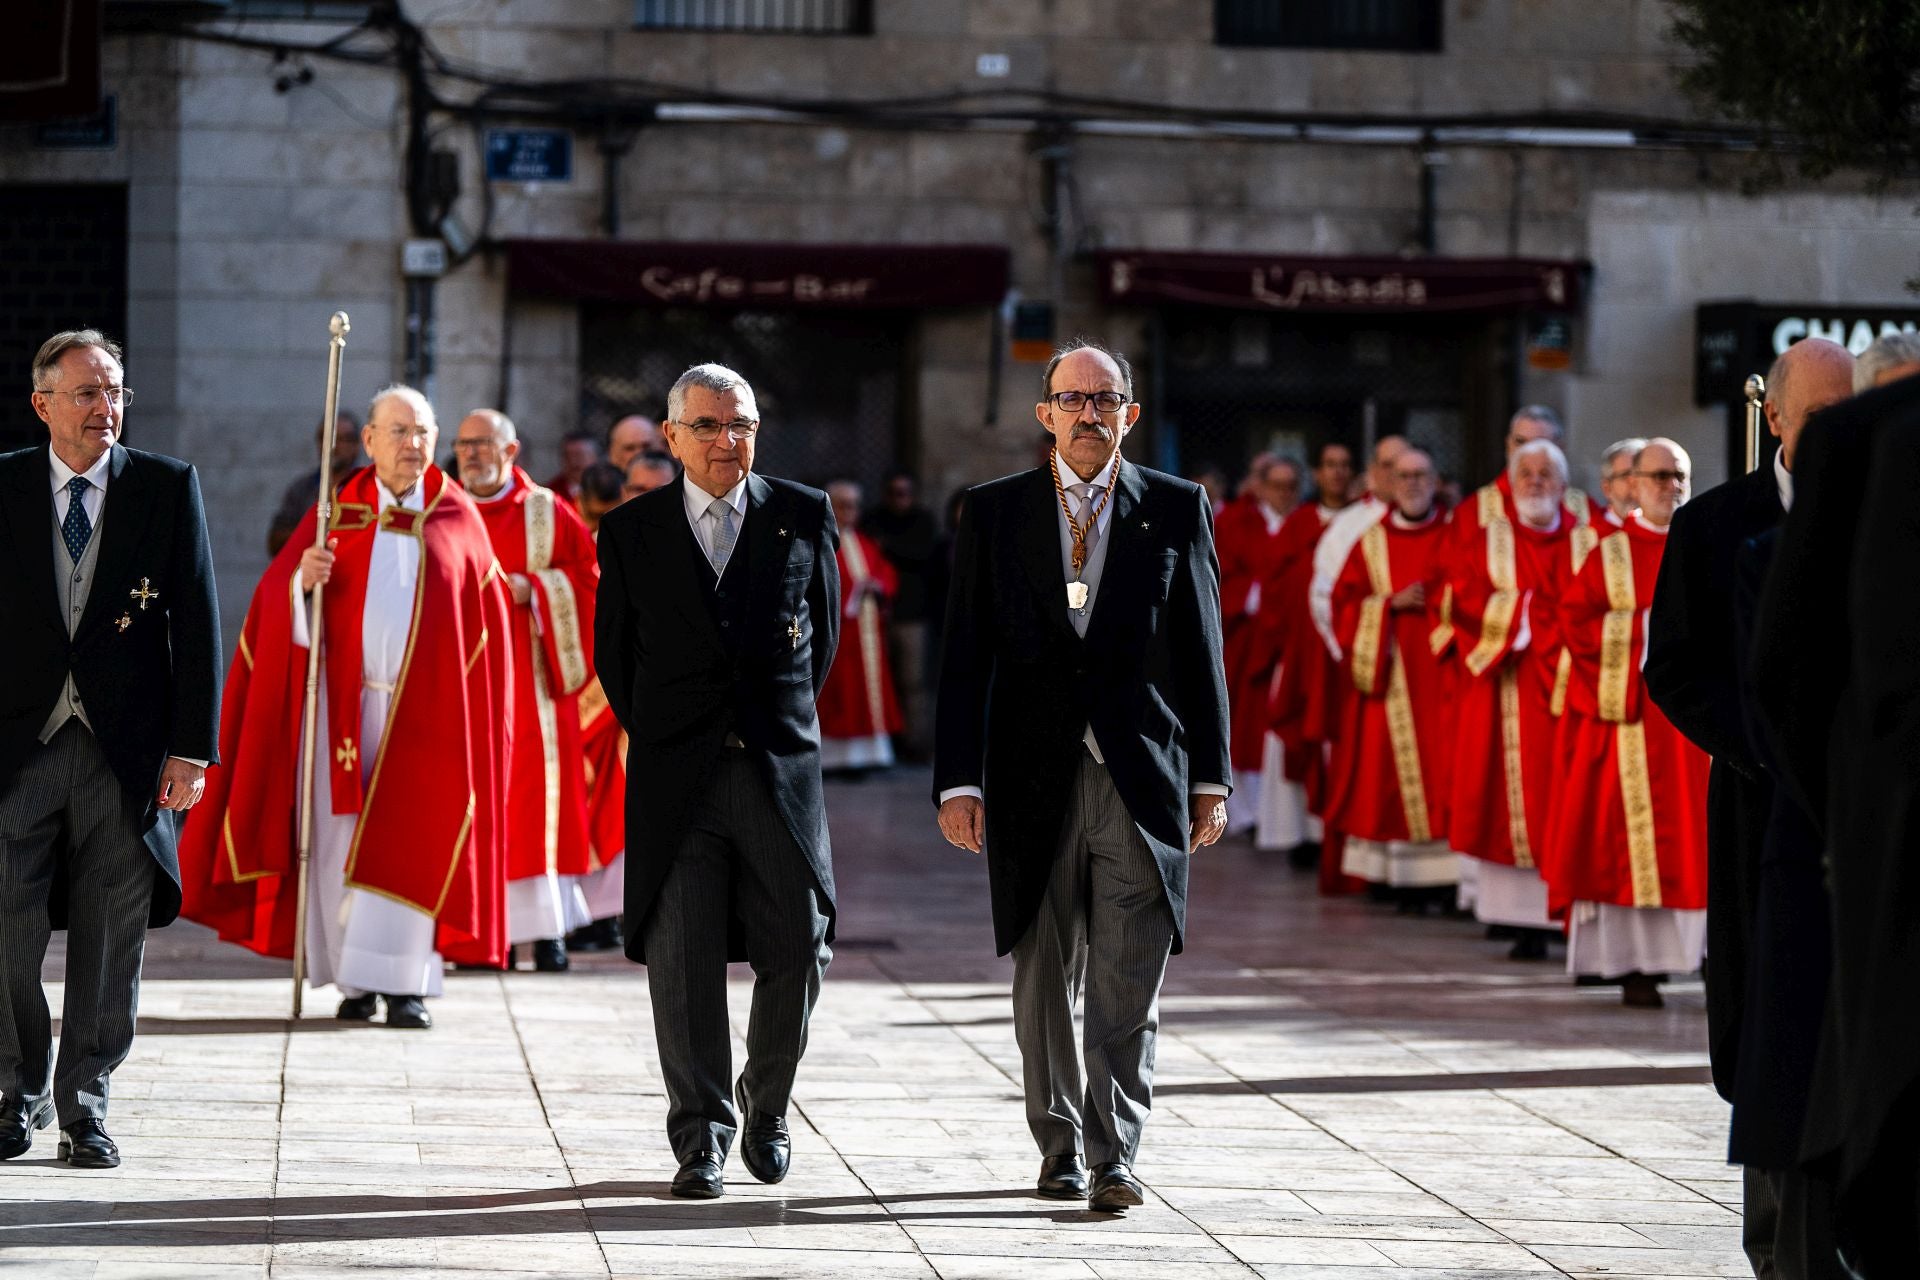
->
<box><xmin>818</xmin><ymin>480</ymin><xmax>903</xmax><ymax>771</ymax></box>
<box><xmin>456</xmin><ymin>411</ymin><xmax>599</xmax><ymax>973</ymax></box>
<box><xmin>1216</xmin><ymin>454</ymin><xmax>1301</xmax><ymax>832</ymax></box>
<box><xmin>1257</xmin><ymin>443</ymin><xmax>1352</xmax><ymax>863</ymax></box>
<box><xmin>1442</xmin><ymin>440</ymin><xmax>1576</xmax><ymax>959</ymax></box>
<box><xmin>179</xmin><ymin>385</ymin><xmax>512</xmax><ymax>1028</ymax></box>
<box><xmin>1327</xmin><ymin>447</ymin><xmax>1456</xmax><ymax>905</ymax></box>
<box><xmin>1543</xmin><ymin>438</ymin><xmax>1709</xmax><ymax>1009</ymax></box>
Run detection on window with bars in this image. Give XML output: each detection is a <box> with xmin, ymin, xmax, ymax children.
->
<box><xmin>633</xmin><ymin>0</ymin><xmax>872</xmax><ymax>34</ymax></box>
<box><xmin>1215</xmin><ymin>0</ymin><xmax>1442</xmax><ymax>51</ymax></box>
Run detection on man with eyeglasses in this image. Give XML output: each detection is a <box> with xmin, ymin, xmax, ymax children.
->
<box><xmin>0</xmin><ymin>329</ymin><xmax>220</xmax><ymax>1169</ymax></box>
<box><xmin>595</xmin><ymin>362</ymin><xmax>840</xmax><ymax>1200</ymax></box>
<box><xmin>1646</xmin><ymin>337</ymin><xmax>1855</xmax><ymax>1277</ymax></box>
<box><xmin>455</xmin><ymin>409</ymin><xmax>601</xmax><ymax>976</ymax></box>
<box><xmin>1545</xmin><ymin>438</ymin><xmax>1709</xmax><ymax>1012</ymax></box>
<box><xmin>180</xmin><ymin>385</ymin><xmax>514</xmax><ymax>1032</ymax></box>
<box><xmin>934</xmin><ymin>340</ymin><xmax>1230</xmax><ymax>1213</ymax></box>
<box><xmin>1598</xmin><ymin>438</ymin><xmax>1647</xmax><ymax>527</ymax></box>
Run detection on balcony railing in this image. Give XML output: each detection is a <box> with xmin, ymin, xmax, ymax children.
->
<box><xmin>1215</xmin><ymin>0</ymin><xmax>1442</xmax><ymax>51</ymax></box>
<box><xmin>634</xmin><ymin>0</ymin><xmax>872</xmax><ymax>34</ymax></box>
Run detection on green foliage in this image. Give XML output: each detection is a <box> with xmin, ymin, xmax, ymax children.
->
<box><xmin>1669</xmin><ymin>0</ymin><xmax>1920</xmax><ymax>186</ymax></box>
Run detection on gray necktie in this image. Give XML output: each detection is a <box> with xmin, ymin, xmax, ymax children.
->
<box><xmin>707</xmin><ymin>497</ymin><xmax>738</xmax><ymax>577</ymax></box>
<box><xmin>1074</xmin><ymin>483</ymin><xmax>1102</xmax><ymax>564</ymax></box>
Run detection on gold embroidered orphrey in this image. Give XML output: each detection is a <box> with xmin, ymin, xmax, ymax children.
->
<box><xmin>1357</xmin><ymin>524</ymin><xmax>1433</xmax><ymax>843</ymax></box>
<box><xmin>129</xmin><ymin>576</ymin><xmax>159</xmax><ymax>610</ymax></box>
<box><xmin>1050</xmin><ymin>447</ymin><xmax>1114</xmax><ymax>610</ymax></box>
<box><xmin>335</xmin><ymin>736</ymin><xmax>358</xmax><ymax>770</ymax></box>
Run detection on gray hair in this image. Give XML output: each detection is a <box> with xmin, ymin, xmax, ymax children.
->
<box><xmin>626</xmin><ymin>451</ymin><xmax>676</xmax><ymax>480</ymax></box>
<box><xmin>1042</xmin><ymin>338</ymin><xmax>1135</xmax><ymax>400</ymax></box>
<box><xmin>32</xmin><ymin>329</ymin><xmax>121</xmax><ymax>390</ymax></box>
<box><xmin>1508</xmin><ymin>438</ymin><xmax>1569</xmax><ymax>486</ymax></box>
<box><xmin>463</xmin><ymin>408</ymin><xmax>516</xmax><ymax>443</ymax></box>
<box><xmin>368</xmin><ymin>384</ymin><xmax>437</xmax><ymax>430</ymax></box>
<box><xmin>1854</xmin><ymin>332</ymin><xmax>1920</xmax><ymax>392</ymax></box>
<box><xmin>1601</xmin><ymin>437</ymin><xmax>1648</xmax><ymax>471</ymax></box>
<box><xmin>667</xmin><ymin>363</ymin><xmax>756</xmax><ymax>424</ymax></box>
<box><xmin>1509</xmin><ymin>404</ymin><xmax>1564</xmax><ymax>439</ymax></box>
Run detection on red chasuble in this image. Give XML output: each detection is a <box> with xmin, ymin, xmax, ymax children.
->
<box><xmin>1443</xmin><ymin>503</ymin><xmax>1572</xmax><ymax>871</ymax></box>
<box><xmin>1217</xmin><ymin>495</ymin><xmax>1293</xmax><ymax>771</ymax></box>
<box><xmin>177</xmin><ymin>466</ymin><xmax>513</xmax><ymax>967</ymax></box>
<box><xmin>1542</xmin><ymin>518</ymin><xmax>1709</xmax><ymax>917</ymax></box>
<box><xmin>817</xmin><ymin>528</ymin><xmax>903</xmax><ymax>740</ymax></box>
<box><xmin>1264</xmin><ymin>504</ymin><xmax>1337</xmax><ymax>801</ymax></box>
<box><xmin>1433</xmin><ymin>475</ymin><xmax>1594</xmax><ymax>661</ymax></box>
<box><xmin>471</xmin><ymin>468</ymin><xmax>599</xmax><ymax>884</ymax></box>
<box><xmin>1325</xmin><ymin>511</ymin><xmax>1454</xmax><ymax>846</ymax></box>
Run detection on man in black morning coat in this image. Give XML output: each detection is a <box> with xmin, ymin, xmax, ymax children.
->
<box><xmin>933</xmin><ymin>341</ymin><xmax>1230</xmax><ymax>1214</ymax></box>
<box><xmin>1752</xmin><ymin>359</ymin><xmax>1920</xmax><ymax>1276</ymax></box>
<box><xmin>594</xmin><ymin>361</ymin><xmax>840</xmax><ymax>1201</ymax></box>
<box><xmin>0</xmin><ymin>329</ymin><xmax>219</xmax><ymax>1171</ymax></box>
<box><xmin>1645</xmin><ymin>336</ymin><xmax>1853</xmax><ymax>1277</ymax></box>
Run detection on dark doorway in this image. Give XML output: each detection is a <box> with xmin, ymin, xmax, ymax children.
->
<box><xmin>577</xmin><ymin>305</ymin><xmax>913</xmax><ymax>497</ymax></box>
<box><xmin>0</xmin><ymin>184</ymin><xmax>129</xmax><ymax>452</ymax></box>
<box><xmin>1144</xmin><ymin>309</ymin><xmax>1513</xmax><ymax>492</ymax></box>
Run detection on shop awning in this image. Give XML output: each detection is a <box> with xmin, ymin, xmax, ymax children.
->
<box><xmin>505</xmin><ymin>239</ymin><xmax>1010</xmax><ymax>310</ymax></box>
<box><xmin>1096</xmin><ymin>250</ymin><xmax>1587</xmax><ymax>314</ymax></box>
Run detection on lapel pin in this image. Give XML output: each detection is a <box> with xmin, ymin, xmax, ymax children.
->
<box><xmin>787</xmin><ymin>617</ymin><xmax>803</xmax><ymax>650</ymax></box>
<box><xmin>777</xmin><ymin>526</ymin><xmax>790</xmax><ymax>538</ymax></box>
<box><xmin>1140</xmin><ymin>519</ymin><xmax>1152</xmax><ymax>531</ymax></box>
<box><xmin>129</xmin><ymin>577</ymin><xmax>160</xmax><ymax>610</ymax></box>
<box><xmin>115</xmin><ymin>613</ymin><xmax>132</xmax><ymax>633</ymax></box>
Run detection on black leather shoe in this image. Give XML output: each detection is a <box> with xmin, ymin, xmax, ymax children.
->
<box><xmin>1507</xmin><ymin>929</ymin><xmax>1551</xmax><ymax>961</ymax></box>
<box><xmin>1036</xmin><ymin>1153</ymin><xmax>1088</xmax><ymax>1199</ymax></box>
<box><xmin>531</xmin><ymin>938</ymin><xmax>570</xmax><ymax>972</ymax></box>
<box><xmin>58</xmin><ymin>1119</ymin><xmax>120</xmax><ymax>1169</ymax></box>
<box><xmin>566</xmin><ymin>917</ymin><xmax>623</xmax><ymax>953</ymax></box>
<box><xmin>671</xmin><ymin>1150</ymin><xmax>725</xmax><ymax>1199</ymax></box>
<box><xmin>336</xmin><ymin>993</ymin><xmax>380</xmax><ymax>1021</ymax></box>
<box><xmin>734</xmin><ymin>1077</ymin><xmax>790</xmax><ymax>1184</ymax></box>
<box><xmin>1088</xmin><ymin>1162</ymin><xmax>1145</xmax><ymax>1212</ymax></box>
<box><xmin>0</xmin><ymin>1100</ymin><xmax>53</xmax><ymax>1161</ymax></box>
<box><xmin>384</xmin><ymin>995</ymin><xmax>433</xmax><ymax>1029</ymax></box>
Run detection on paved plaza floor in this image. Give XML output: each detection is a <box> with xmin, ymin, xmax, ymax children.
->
<box><xmin>0</xmin><ymin>768</ymin><xmax>1744</xmax><ymax>1279</ymax></box>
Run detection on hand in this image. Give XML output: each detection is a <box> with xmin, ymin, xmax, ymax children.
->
<box><xmin>299</xmin><ymin>545</ymin><xmax>335</xmax><ymax>591</ymax></box>
<box><xmin>938</xmin><ymin>796</ymin><xmax>984</xmax><ymax>853</ymax></box>
<box><xmin>1188</xmin><ymin>794</ymin><xmax>1227</xmax><ymax>853</ymax></box>
<box><xmin>508</xmin><ymin>573</ymin><xmax>533</xmax><ymax>605</ymax></box>
<box><xmin>156</xmin><ymin>757</ymin><xmax>206</xmax><ymax>812</ymax></box>
<box><xmin>1389</xmin><ymin>582</ymin><xmax>1426</xmax><ymax>612</ymax></box>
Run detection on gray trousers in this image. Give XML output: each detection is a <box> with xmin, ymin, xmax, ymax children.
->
<box><xmin>1012</xmin><ymin>750</ymin><xmax>1176</xmax><ymax>1169</ymax></box>
<box><xmin>641</xmin><ymin>749</ymin><xmax>831</xmax><ymax>1162</ymax></box>
<box><xmin>0</xmin><ymin>721</ymin><xmax>153</xmax><ymax>1127</ymax></box>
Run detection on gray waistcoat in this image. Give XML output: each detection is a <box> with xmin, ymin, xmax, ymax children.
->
<box><xmin>39</xmin><ymin>495</ymin><xmax>105</xmax><ymax>741</ymax></box>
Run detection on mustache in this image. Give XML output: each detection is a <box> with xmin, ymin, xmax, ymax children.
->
<box><xmin>1070</xmin><ymin>424</ymin><xmax>1113</xmax><ymax>440</ymax></box>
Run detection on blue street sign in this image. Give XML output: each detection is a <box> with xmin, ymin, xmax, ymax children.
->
<box><xmin>484</xmin><ymin>130</ymin><xmax>573</xmax><ymax>183</ymax></box>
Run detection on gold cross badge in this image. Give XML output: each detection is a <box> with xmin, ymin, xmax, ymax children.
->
<box><xmin>115</xmin><ymin>613</ymin><xmax>132</xmax><ymax>633</ymax></box>
<box><xmin>129</xmin><ymin>577</ymin><xmax>160</xmax><ymax>610</ymax></box>
<box><xmin>335</xmin><ymin>737</ymin><xmax>358</xmax><ymax>770</ymax></box>
<box><xmin>787</xmin><ymin>617</ymin><xmax>803</xmax><ymax>650</ymax></box>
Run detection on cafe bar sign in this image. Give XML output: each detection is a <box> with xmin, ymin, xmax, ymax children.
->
<box><xmin>1695</xmin><ymin>300</ymin><xmax>1920</xmax><ymax>406</ymax></box>
<box><xmin>1096</xmin><ymin>250</ymin><xmax>1587</xmax><ymax>314</ymax></box>
<box><xmin>505</xmin><ymin>239</ymin><xmax>1010</xmax><ymax>310</ymax></box>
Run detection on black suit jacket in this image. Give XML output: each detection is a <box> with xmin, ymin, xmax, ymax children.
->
<box><xmin>0</xmin><ymin>442</ymin><xmax>221</xmax><ymax>928</ymax></box>
<box><xmin>933</xmin><ymin>460</ymin><xmax>1230</xmax><ymax>957</ymax></box>
<box><xmin>594</xmin><ymin>472</ymin><xmax>841</xmax><ymax>964</ymax></box>
<box><xmin>1645</xmin><ymin>462</ymin><xmax>1784</xmax><ymax>1101</ymax></box>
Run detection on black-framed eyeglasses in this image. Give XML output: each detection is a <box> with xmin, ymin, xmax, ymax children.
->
<box><xmin>1047</xmin><ymin>390</ymin><xmax>1129</xmax><ymax>414</ymax></box>
<box><xmin>451</xmin><ymin>438</ymin><xmax>503</xmax><ymax>453</ymax></box>
<box><xmin>673</xmin><ymin>418</ymin><xmax>759</xmax><ymax>442</ymax></box>
<box><xmin>43</xmin><ymin>386</ymin><xmax>132</xmax><ymax>409</ymax></box>
<box><xmin>1634</xmin><ymin>469</ymin><xmax>1688</xmax><ymax>485</ymax></box>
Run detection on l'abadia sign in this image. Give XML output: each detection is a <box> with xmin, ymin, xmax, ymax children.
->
<box><xmin>1096</xmin><ymin>251</ymin><xmax>1587</xmax><ymax>314</ymax></box>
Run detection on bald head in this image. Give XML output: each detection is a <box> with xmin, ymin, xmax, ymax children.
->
<box><xmin>1369</xmin><ymin>434</ymin><xmax>1409</xmax><ymax>497</ymax></box>
<box><xmin>1631</xmin><ymin>438</ymin><xmax>1691</xmax><ymax>527</ymax></box>
<box><xmin>453</xmin><ymin>409</ymin><xmax>519</xmax><ymax>497</ymax></box>
<box><xmin>608</xmin><ymin>414</ymin><xmax>662</xmax><ymax>470</ymax></box>
<box><xmin>1391</xmin><ymin>447</ymin><xmax>1437</xmax><ymax>520</ymax></box>
<box><xmin>1765</xmin><ymin>338</ymin><xmax>1854</xmax><ymax>469</ymax></box>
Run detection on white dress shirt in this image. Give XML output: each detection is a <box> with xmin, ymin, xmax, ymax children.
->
<box><xmin>1774</xmin><ymin>448</ymin><xmax>1794</xmax><ymax>513</ymax></box>
<box><xmin>682</xmin><ymin>473</ymin><xmax>750</xmax><ymax>573</ymax></box>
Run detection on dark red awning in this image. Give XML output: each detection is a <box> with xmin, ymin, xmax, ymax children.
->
<box><xmin>1096</xmin><ymin>250</ymin><xmax>1586</xmax><ymax>314</ymax></box>
<box><xmin>505</xmin><ymin>239</ymin><xmax>1009</xmax><ymax>310</ymax></box>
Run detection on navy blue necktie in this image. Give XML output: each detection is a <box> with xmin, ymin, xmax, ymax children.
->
<box><xmin>62</xmin><ymin>475</ymin><xmax>92</xmax><ymax>562</ymax></box>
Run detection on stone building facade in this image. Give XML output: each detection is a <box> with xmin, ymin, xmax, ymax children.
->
<box><xmin>2</xmin><ymin>0</ymin><xmax>1916</xmax><ymax>644</ymax></box>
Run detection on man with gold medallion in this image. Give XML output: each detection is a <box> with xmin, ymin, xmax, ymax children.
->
<box><xmin>934</xmin><ymin>340</ymin><xmax>1230</xmax><ymax>1214</ymax></box>
<box><xmin>180</xmin><ymin>386</ymin><xmax>514</xmax><ymax>1030</ymax></box>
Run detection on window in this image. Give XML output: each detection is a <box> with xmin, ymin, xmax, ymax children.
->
<box><xmin>1215</xmin><ymin>0</ymin><xmax>1442</xmax><ymax>52</ymax></box>
<box><xmin>633</xmin><ymin>0</ymin><xmax>872</xmax><ymax>34</ymax></box>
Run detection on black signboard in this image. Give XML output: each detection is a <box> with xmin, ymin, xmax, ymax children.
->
<box><xmin>484</xmin><ymin>129</ymin><xmax>573</xmax><ymax>183</ymax></box>
<box><xmin>33</xmin><ymin>93</ymin><xmax>114</xmax><ymax>149</ymax></box>
<box><xmin>1694</xmin><ymin>299</ymin><xmax>1920</xmax><ymax>407</ymax></box>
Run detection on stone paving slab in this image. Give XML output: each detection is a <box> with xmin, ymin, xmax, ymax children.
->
<box><xmin>0</xmin><ymin>769</ymin><xmax>1744</xmax><ymax>1278</ymax></box>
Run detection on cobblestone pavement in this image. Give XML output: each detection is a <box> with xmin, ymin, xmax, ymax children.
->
<box><xmin>0</xmin><ymin>768</ymin><xmax>1742</xmax><ymax>1279</ymax></box>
